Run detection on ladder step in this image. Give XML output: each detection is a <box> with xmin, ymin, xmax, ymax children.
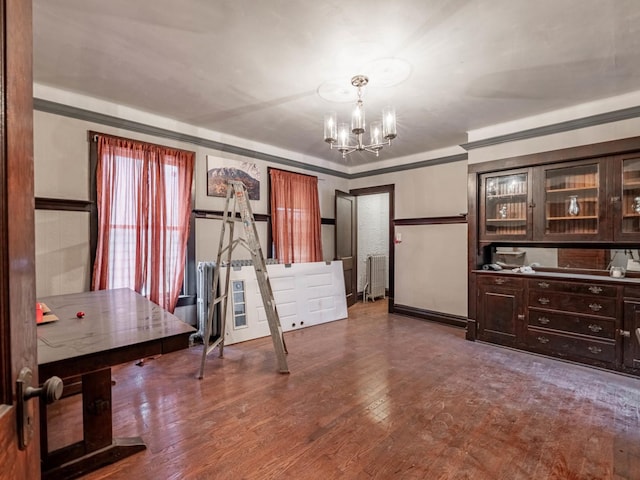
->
<box><xmin>211</xmin><ymin>294</ymin><xmax>228</xmax><ymax>306</ymax></box>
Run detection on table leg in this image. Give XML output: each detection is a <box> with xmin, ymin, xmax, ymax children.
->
<box><xmin>41</xmin><ymin>367</ymin><xmax>146</xmax><ymax>480</ymax></box>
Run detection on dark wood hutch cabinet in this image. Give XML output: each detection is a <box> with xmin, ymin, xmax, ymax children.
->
<box><xmin>468</xmin><ymin>137</ymin><xmax>640</xmax><ymax>376</ymax></box>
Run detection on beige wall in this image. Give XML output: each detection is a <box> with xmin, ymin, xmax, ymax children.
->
<box><xmin>350</xmin><ymin>160</ymin><xmax>469</xmax><ymax>317</ymax></box>
<box><xmin>33</xmin><ymin>109</ymin><xmax>347</xmax><ymax>300</ymax></box>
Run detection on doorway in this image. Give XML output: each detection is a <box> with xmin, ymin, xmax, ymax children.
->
<box><xmin>350</xmin><ymin>185</ymin><xmax>395</xmax><ymax>313</ymax></box>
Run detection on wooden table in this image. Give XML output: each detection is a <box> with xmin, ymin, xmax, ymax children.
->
<box><xmin>37</xmin><ymin>288</ymin><xmax>195</xmax><ymax>480</ymax></box>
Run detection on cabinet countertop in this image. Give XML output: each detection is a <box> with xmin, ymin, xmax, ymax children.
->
<box><xmin>472</xmin><ymin>269</ymin><xmax>640</xmax><ymax>285</ymax></box>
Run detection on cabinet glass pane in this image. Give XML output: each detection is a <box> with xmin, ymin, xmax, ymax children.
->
<box><xmin>622</xmin><ymin>158</ymin><xmax>640</xmax><ymax>234</ymax></box>
<box><xmin>544</xmin><ymin>164</ymin><xmax>599</xmax><ymax>235</ymax></box>
<box><xmin>485</xmin><ymin>173</ymin><xmax>528</xmax><ymax>236</ymax></box>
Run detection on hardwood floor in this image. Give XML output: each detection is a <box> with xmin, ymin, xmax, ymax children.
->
<box><xmin>61</xmin><ymin>300</ymin><xmax>640</xmax><ymax>479</ymax></box>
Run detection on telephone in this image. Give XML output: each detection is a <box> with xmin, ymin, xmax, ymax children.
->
<box><xmin>482</xmin><ymin>263</ymin><xmax>502</xmax><ymax>271</ymax></box>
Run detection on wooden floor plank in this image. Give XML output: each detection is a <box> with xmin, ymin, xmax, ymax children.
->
<box><xmin>56</xmin><ymin>299</ymin><xmax>640</xmax><ymax>479</ymax></box>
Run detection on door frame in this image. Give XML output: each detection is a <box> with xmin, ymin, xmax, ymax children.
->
<box><xmin>335</xmin><ymin>190</ymin><xmax>357</xmax><ymax>307</ymax></box>
<box><xmin>349</xmin><ymin>184</ymin><xmax>395</xmax><ymax>313</ymax></box>
<box><xmin>0</xmin><ymin>0</ymin><xmax>40</xmax><ymax>477</ymax></box>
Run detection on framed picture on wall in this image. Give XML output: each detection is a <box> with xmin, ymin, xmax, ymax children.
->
<box><xmin>206</xmin><ymin>155</ymin><xmax>261</xmax><ymax>200</ymax></box>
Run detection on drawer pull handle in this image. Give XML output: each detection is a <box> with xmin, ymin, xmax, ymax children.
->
<box><xmin>517</xmin><ymin>314</ymin><xmax>525</xmax><ymax>320</ymax></box>
<box><xmin>589</xmin><ymin>303</ymin><xmax>602</xmax><ymax>312</ymax></box>
<box><xmin>494</xmin><ymin>278</ymin><xmax>506</xmax><ymax>285</ymax></box>
<box><xmin>537</xmin><ymin>336</ymin><xmax>549</xmax><ymax>344</ymax></box>
<box><xmin>589</xmin><ymin>286</ymin><xmax>603</xmax><ymax>294</ymax></box>
<box><xmin>588</xmin><ymin>346</ymin><xmax>602</xmax><ymax>354</ymax></box>
<box><xmin>588</xmin><ymin>324</ymin><xmax>603</xmax><ymax>333</ymax></box>
<box><xmin>537</xmin><ymin>316</ymin><xmax>550</xmax><ymax>325</ymax></box>
<box><xmin>620</xmin><ymin>329</ymin><xmax>631</xmax><ymax>338</ymax></box>
<box><xmin>538</xmin><ymin>297</ymin><xmax>550</xmax><ymax>305</ymax></box>
<box><xmin>538</xmin><ymin>282</ymin><xmax>550</xmax><ymax>288</ymax></box>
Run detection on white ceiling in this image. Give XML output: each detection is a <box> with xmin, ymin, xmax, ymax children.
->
<box><xmin>32</xmin><ymin>0</ymin><xmax>640</xmax><ymax>169</ymax></box>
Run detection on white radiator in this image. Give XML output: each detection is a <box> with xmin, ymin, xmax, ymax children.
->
<box><xmin>365</xmin><ymin>254</ymin><xmax>386</xmax><ymax>302</ymax></box>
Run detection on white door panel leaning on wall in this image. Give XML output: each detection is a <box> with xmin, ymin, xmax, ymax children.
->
<box><xmin>222</xmin><ymin>261</ymin><xmax>348</xmax><ymax>345</ymax></box>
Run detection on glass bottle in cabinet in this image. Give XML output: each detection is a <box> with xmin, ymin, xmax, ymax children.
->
<box><xmin>542</xmin><ymin>161</ymin><xmax>601</xmax><ymax>238</ymax></box>
<box><xmin>620</xmin><ymin>157</ymin><xmax>640</xmax><ymax>236</ymax></box>
<box><xmin>481</xmin><ymin>171</ymin><xmax>530</xmax><ymax>239</ymax></box>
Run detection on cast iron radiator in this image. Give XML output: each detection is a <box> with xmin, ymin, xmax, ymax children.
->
<box><xmin>364</xmin><ymin>254</ymin><xmax>387</xmax><ymax>302</ymax></box>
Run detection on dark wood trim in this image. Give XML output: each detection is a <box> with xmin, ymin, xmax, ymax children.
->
<box><xmin>467</xmin><ymin>171</ymin><xmax>479</xmax><ymax>334</ymax></box>
<box><xmin>321</xmin><ymin>218</ymin><xmax>335</xmax><ymax>226</ymax></box>
<box><xmin>193</xmin><ymin>209</ymin><xmax>270</xmax><ymax>222</ymax></box>
<box><xmin>88</xmin><ymin>130</ymin><xmax>196</xmax><ymax>156</ymax></box>
<box><xmin>267</xmin><ymin>166</ymin><xmax>318</xmax><ymax>179</ymax></box>
<box><xmin>267</xmin><ymin>168</ymin><xmax>273</xmax><ymax>258</ymax></box>
<box><xmin>349</xmin><ymin>184</ymin><xmax>395</xmax><ymax>196</ymax></box>
<box><xmin>394</xmin><ymin>215</ymin><xmax>467</xmax><ymax>226</ymax></box>
<box><xmin>89</xmin><ymin>138</ymin><xmax>98</xmax><ymax>288</ymax></box>
<box><xmin>393</xmin><ymin>304</ymin><xmax>468</xmax><ymax>329</ymax></box>
<box><xmin>0</xmin><ymin>0</ymin><xmax>9</xmax><ymax>405</ymax></box>
<box><xmin>468</xmin><ymin>135</ymin><xmax>640</xmax><ymax>174</ymax></box>
<box><xmin>350</xmin><ymin>184</ymin><xmax>395</xmax><ymax>314</ymax></box>
<box><xmin>35</xmin><ymin>197</ymin><xmax>92</xmax><ymax>212</ymax></box>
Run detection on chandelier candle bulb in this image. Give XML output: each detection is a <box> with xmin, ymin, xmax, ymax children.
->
<box><xmin>337</xmin><ymin>123</ymin><xmax>350</xmax><ymax>150</ymax></box>
<box><xmin>324</xmin><ymin>112</ymin><xmax>337</xmax><ymax>143</ymax></box>
<box><xmin>382</xmin><ymin>106</ymin><xmax>397</xmax><ymax>140</ymax></box>
<box><xmin>351</xmin><ymin>100</ymin><xmax>365</xmax><ymax>134</ymax></box>
<box><xmin>370</xmin><ymin>121</ymin><xmax>382</xmax><ymax>146</ymax></box>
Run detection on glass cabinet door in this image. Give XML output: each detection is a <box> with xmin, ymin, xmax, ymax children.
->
<box><xmin>541</xmin><ymin>161</ymin><xmax>602</xmax><ymax>239</ymax></box>
<box><xmin>481</xmin><ymin>171</ymin><xmax>530</xmax><ymax>239</ymax></box>
<box><xmin>621</xmin><ymin>158</ymin><xmax>640</xmax><ymax>233</ymax></box>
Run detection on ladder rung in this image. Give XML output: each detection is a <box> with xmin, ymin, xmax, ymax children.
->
<box><xmin>212</xmin><ymin>294</ymin><xmax>228</xmax><ymax>305</ymax></box>
<box><xmin>205</xmin><ymin>337</ymin><xmax>223</xmax><ymax>355</ymax></box>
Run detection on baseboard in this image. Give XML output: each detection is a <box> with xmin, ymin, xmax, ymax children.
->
<box><xmin>392</xmin><ymin>304</ymin><xmax>467</xmax><ymax>329</ymax></box>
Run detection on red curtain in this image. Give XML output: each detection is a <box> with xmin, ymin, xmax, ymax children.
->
<box><xmin>270</xmin><ymin>169</ymin><xmax>323</xmax><ymax>263</ymax></box>
<box><xmin>92</xmin><ymin>134</ymin><xmax>194</xmax><ymax>312</ymax></box>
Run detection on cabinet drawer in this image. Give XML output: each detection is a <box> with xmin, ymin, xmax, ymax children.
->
<box><xmin>527</xmin><ymin>291</ymin><xmax>616</xmax><ymax>317</ymax></box>
<box><xmin>526</xmin><ymin>329</ymin><xmax>616</xmax><ymax>365</ymax></box>
<box><xmin>624</xmin><ymin>285</ymin><xmax>640</xmax><ymax>299</ymax></box>
<box><xmin>528</xmin><ymin>279</ymin><xmax>617</xmax><ymax>297</ymax></box>
<box><xmin>528</xmin><ymin>309</ymin><xmax>615</xmax><ymax>339</ymax></box>
<box><xmin>477</xmin><ymin>275</ymin><xmax>524</xmax><ymax>289</ymax></box>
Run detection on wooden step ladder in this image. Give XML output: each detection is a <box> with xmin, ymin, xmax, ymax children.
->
<box><xmin>197</xmin><ymin>180</ymin><xmax>289</xmax><ymax>379</ymax></box>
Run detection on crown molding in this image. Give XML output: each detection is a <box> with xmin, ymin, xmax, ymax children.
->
<box><xmin>461</xmin><ymin>105</ymin><xmax>640</xmax><ymax>151</ymax></box>
<box><xmin>34</xmin><ymin>98</ymin><xmax>468</xmax><ymax>180</ymax></box>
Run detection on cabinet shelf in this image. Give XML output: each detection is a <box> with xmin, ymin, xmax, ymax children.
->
<box><xmin>546</xmin><ymin>186</ymin><xmax>597</xmax><ymax>194</ymax></box>
<box><xmin>546</xmin><ymin>216</ymin><xmax>598</xmax><ymax>221</ymax></box>
<box><xmin>487</xmin><ymin>193</ymin><xmax>527</xmax><ymax>200</ymax></box>
<box><xmin>486</xmin><ymin>218</ymin><xmax>527</xmax><ymax>223</ymax></box>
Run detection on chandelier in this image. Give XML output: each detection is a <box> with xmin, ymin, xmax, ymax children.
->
<box><xmin>323</xmin><ymin>75</ymin><xmax>397</xmax><ymax>158</ymax></box>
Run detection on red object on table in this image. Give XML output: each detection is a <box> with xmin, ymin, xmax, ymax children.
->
<box><xmin>36</xmin><ymin>303</ymin><xmax>43</xmax><ymax>323</ymax></box>
<box><xmin>76</xmin><ymin>311</ymin><xmax>85</xmax><ymax>318</ymax></box>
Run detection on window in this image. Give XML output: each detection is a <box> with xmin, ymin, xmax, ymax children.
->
<box><xmin>92</xmin><ymin>134</ymin><xmax>194</xmax><ymax>312</ymax></box>
<box><xmin>269</xmin><ymin>168</ymin><xmax>323</xmax><ymax>263</ymax></box>
<box><xmin>232</xmin><ymin>280</ymin><xmax>247</xmax><ymax>329</ymax></box>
